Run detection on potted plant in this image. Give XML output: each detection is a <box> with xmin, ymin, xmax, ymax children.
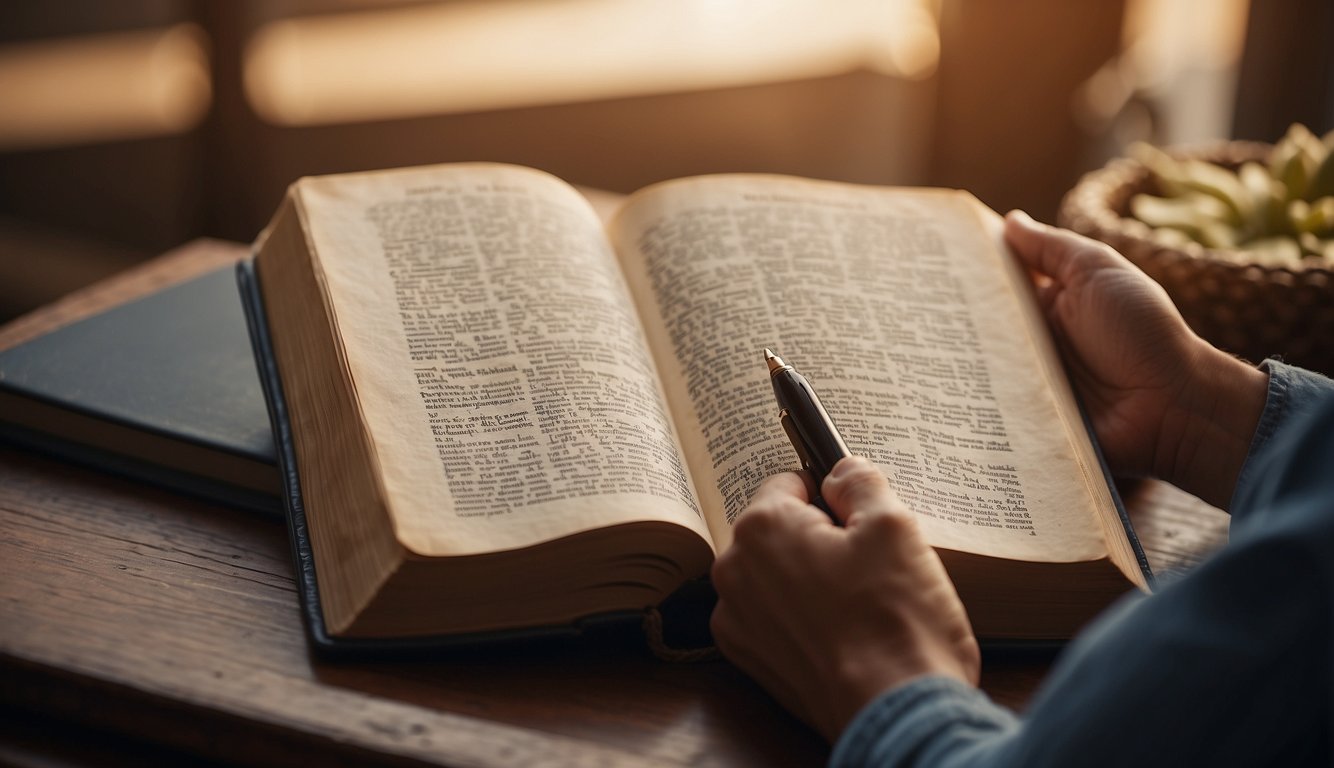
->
<box><xmin>1059</xmin><ymin>125</ymin><xmax>1334</xmax><ymax>375</ymax></box>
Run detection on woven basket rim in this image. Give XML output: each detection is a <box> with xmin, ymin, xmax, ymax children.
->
<box><xmin>1059</xmin><ymin>140</ymin><xmax>1334</xmax><ymax>279</ymax></box>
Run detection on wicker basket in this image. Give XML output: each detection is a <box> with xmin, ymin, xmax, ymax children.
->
<box><xmin>1058</xmin><ymin>141</ymin><xmax>1334</xmax><ymax>376</ymax></box>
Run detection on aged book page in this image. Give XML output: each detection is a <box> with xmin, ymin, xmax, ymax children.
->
<box><xmin>610</xmin><ymin>175</ymin><xmax>1112</xmax><ymax>562</ymax></box>
<box><xmin>290</xmin><ymin>163</ymin><xmax>713</xmax><ymax>557</ymax></box>
<box><xmin>971</xmin><ymin>204</ymin><xmax>1143</xmax><ymax>576</ymax></box>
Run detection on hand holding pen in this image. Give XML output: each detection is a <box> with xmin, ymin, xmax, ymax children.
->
<box><xmin>715</xmin><ymin>357</ymin><xmax>976</xmax><ymax>741</ymax></box>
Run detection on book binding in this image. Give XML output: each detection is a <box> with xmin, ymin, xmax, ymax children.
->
<box><xmin>236</xmin><ymin>259</ymin><xmax>672</xmax><ymax>658</ymax></box>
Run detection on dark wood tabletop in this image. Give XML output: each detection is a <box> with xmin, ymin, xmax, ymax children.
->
<box><xmin>0</xmin><ymin>240</ymin><xmax>1232</xmax><ymax>767</ymax></box>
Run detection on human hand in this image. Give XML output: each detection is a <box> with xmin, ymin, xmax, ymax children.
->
<box><xmin>710</xmin><ymin>457</ymin><xmax>979</xmax><ymax>742</ymax></box>
<box><xmin>1004</xmin><ymin>212</ymin><xmax>1267</xmax><ymax>508</ymax></box>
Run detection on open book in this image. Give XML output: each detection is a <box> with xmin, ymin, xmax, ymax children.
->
<box><xmin>245</xmin><ymin>163</ymin><xmax>1149</xmax><ymax>650</ymax></box>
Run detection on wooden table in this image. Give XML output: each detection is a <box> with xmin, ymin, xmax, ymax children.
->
<box><xmin>0</xmin><ymin>241</ymin><xmax>1232</xmax><ymax>767</ymax></box>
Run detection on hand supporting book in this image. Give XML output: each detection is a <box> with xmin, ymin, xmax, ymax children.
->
<box><xmin>1004</xmin><ymin>212</ymin><xmax>1268</xmax><ymax>509</ymax></box>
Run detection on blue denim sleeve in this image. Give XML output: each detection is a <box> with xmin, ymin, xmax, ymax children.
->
<box><xmin>831</xmin><ymin>361</ymin><xmax>1334</xmax><ymax>768</ymax></box>
<box><xmin>830</xmin><ymin>677</ymin><xmax>1018</xmax><ymax>768</ymax></box>
<box><xmin>1231</xmin><ymin>360</ymin><xmax>1334</xmax><ymax>520</ymax></box>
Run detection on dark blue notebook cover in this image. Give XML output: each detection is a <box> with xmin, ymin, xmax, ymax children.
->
<box><xmin>0</xmin><ymin>266</ymin><xmax>280</xmax><ymax>515</ymax></box>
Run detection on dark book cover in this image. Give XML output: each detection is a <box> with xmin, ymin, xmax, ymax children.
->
<box><xmin>0</xmin><ymin>266</ymin><xmax>281</xmax><ymax>515</ymax></box>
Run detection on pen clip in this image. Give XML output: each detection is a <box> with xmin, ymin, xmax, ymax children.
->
<box><xmin>781</xmin><ymin>408</ymin><xmax>839</xmax><ymax>522</ymax></box>
<box><xmin>779</xmin><ymin>409</ymin><xmax>814</xmax><ymax>472</ymax></box>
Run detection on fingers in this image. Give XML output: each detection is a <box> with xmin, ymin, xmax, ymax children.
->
<box><xmin>1004</xmin><ymin>210</ymin><xmax>1129</xmax><ymax>281</ymax></box>
<box><xmin>718</xmin><ymin>472</ymin><xmax>831</xmax><ymax>588</ymax></box>
<box><xmin>729</xmin><ymin>482</ymin><xmax>828</xmax><ymax>552</ymax></box>
<box><xmin>748</xmin><ymin>470</ymin><xmax>813</xmax><ymax>508</ymax></box>
<box><xmin>820</xmin><ymin>456</ymin><xmax>904</xmax><ymax>525</ymax></box>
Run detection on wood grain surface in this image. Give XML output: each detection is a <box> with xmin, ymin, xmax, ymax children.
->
<box><xmin>0</xmin><ymin>240</ymin><xmax>1232</xmax><ymax>767</ymax></box>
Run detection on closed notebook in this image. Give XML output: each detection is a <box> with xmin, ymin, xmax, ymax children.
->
<box><xmin>0</xmin><ymin>266</ymin><xmax>280</xmax><ymax>514</ymax></box>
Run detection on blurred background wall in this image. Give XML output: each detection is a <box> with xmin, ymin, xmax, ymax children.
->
<box><xmin>1</xmin><ymin>0</ymin><xmax>1329</xmax><ymax>322</ymax></box>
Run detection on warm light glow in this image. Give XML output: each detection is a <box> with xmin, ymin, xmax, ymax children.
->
<box><xmin>872</xmin><ymin>2</ymin><xmax>940</xmax><ymax>81</ymax></box>
<box><xmin>1120</xmin><ymin>0</ymin><xmax>1252</xmax><ymax>143</ymax></box>
<box><xmin>0</xmin><ymin>24</ymin><xmax>211</xmax><ymax>151</ymax></box>
<box><xmin>1123</xmin><ymin>0</ymin><xmax>1250</xmax><ymax>85</ymax></box>
<box><xmin>244</xmin><ymin>0</ymin><xmax>939</xmax><ymax>126</ymax></box>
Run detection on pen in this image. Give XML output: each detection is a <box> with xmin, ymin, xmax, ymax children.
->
<box><xmin>765</xmin><ymin>348</ymin><xmax>852</xmax><ymax>516</ymax></box>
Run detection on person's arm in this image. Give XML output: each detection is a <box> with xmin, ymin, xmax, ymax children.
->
<box><xmin>1233</xmin><ymin>359</ymin><xmax>1334</xmax><ymax>515</ymax></box>
<box><xmin>716</xmin><ymin>407</ymin><xmax>1334</xmax><ymax>768</ymax></box>
<box><xmin>834</xmin><ymin>389</ymin><xmax>1334</xmax><ymax>768</ymax></box>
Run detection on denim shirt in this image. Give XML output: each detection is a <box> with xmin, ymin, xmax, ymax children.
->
<box><xmin>831</xmin><ymin>361</ymin><xmax>1334</xmax><ymax>768</ymax></box>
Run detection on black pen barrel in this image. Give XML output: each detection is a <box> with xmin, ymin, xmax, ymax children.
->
<box><xmin>771</xmin><ymin>369</ymin><xmax>851</xmax><ymax>485</ymax></box>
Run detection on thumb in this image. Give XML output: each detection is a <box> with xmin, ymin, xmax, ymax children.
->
<box><xmin>1004</xmin><ymin>210</ymin><xmax>1129</xmax><ymax>281</ymax></box>
<box><xmin>820</xmin><ymin>456</ymin><xmax>899</xmax><ymax>524</ymax></box>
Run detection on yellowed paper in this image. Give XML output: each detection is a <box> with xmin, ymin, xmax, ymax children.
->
<box><xmin>294</xmin><ymin>163</ymin><xmax>710</xmax><ymax>556</ymax></box>
<box><xmin>610</xmin><ymin>175</ymin><xmax>1109</xmax><ymax>562</ymax></box>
